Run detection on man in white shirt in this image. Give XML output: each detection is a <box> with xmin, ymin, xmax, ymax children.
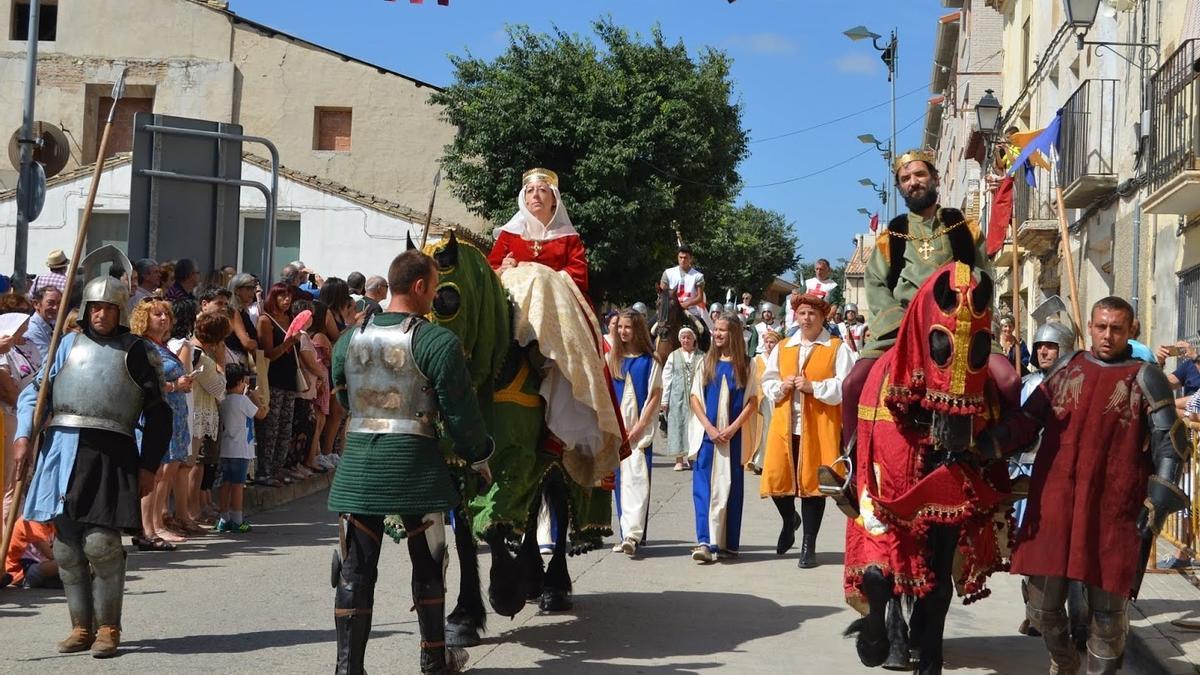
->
<box><xmin>658</xmin><ymin>245</ymin><xmax>710</xmax><ymax>329</ymax></box>
<box><xmin>736</xmin><ymin>292</ymin><xmax>755</xmax><ymax>323</ymax></box>
<box><xmin>788</xmin><ymin>258</ymin><xmax>838</xmax><ymax>329</ymax></box>
<box><xmin>760</xmin><ymin>294</ymin><xmax>855</xmax><ymax>568</ymax></box>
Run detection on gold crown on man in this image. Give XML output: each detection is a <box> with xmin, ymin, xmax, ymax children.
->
<box><xmin>892</xmin><ymin>148</ymin><xmax>936</xmax><ymax>173</ymax></box>
<box><xmin>522</xmin><ymin>168</ymin><xmax>559</xmax><ymax>187</ymax></box>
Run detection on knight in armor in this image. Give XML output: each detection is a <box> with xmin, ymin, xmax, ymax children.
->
<box><xmin>1011</xmin><ymin>320</ymin><xmax>1089</xmax><ymax>646</ymax></box>
<box><xmin>839</xmin><ymin>149</ymin><xmax>1018</xmax><ymax>450</ymax></box>
<box><xmin>751</xmin><ymin>302</ymin><xmax>781</xmax><ymax>356</ymax></box>
<box><xmin>12</xmin><ymin>268</ymin><xmax>172</xmax><ymax>659</ymax></box>
<box><xmin>327</xmin><ymin>250</ymin><xmax>493</xmax><ymax>675</ymax></box>
<box><xmin>979</xmin><ymin>297</ymin><xmax>1189</xmax><ymax>674</ymax></box>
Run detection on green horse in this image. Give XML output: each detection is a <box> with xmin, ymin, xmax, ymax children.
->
<box><xmin>416</xmin><ymin>231</ymin><xmax>615</xmax><ymax>646</ymax></box>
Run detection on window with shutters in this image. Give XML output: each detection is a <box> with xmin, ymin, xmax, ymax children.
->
<box><xmin>313</xmin><ymin>108</ymin><xmax>352</xmax><ymax>152</ymax></box>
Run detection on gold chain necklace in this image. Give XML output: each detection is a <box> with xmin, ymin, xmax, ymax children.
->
<box><xmin>888</xmin><ymin>218</ymin><xmax>968</xmax><ymax>260</ymax></box>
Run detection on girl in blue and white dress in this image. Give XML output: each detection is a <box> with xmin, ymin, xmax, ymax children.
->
<box><xmin>687</xmin><ymin>313</ymin><xmax>759</xmax><ymax>563</ymax></box>
<box><xmin>608</xmin><ymin>309</ymin><xmax>662</xmax><ymax>558</ymax></box>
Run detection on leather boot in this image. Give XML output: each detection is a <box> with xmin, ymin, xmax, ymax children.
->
<box><xmin>773</xmin><ymin>499</ymin><xmax>799</xmax><ymax>555</ymax></box>
<box><xmin>798</xmin><ymin>536</ymin><xmax>817</xmax><ymax>569</ymax></box>
<box><xmin>91</xmin><ymin>626</ymin><xmax>121</xmax><ymax>659</ymax></box>
<box><xmin>57</xmin><ymin>626</ymin><xmax>95</xmax><ymax>654</ymax></box>
<box><xmin>334</xmin><ymin>585</ymin><xmax>373</xmax><ymax>674</ymax></box>
<box><xmin>414</xmin><ymin>578</ymin><xmax>457</xmax><ymax>674</ymax></box>
<box><xmin>1028</xmin><ymin>607</ymin><xmax>1080</xmax><ymax>675</ymax></box>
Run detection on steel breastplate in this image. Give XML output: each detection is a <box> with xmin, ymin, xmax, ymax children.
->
<box><xmin>50</xmin><ymin>332</ymin><xmax>144</xmax><ymax>437</ymax></box>
<box><xmin>344</xmin><ymin>316</ymin><xmax>439</xmax><ymax>437</ymax></box>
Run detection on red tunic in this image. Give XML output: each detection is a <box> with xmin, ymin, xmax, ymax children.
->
<box><xmin>488</xmin><ymin>230</ymin><xmax>589</xmax><ymax>294</ymax></box>
<box><xmin>1004</xmin><ymin>351</ymin><xmax>1152</xmax><ymax>598</ymax></box>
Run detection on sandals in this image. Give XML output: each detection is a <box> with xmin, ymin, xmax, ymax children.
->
<box><xmin>134</xmin><ymin>535</ymin><xmax>177</xmax><ymax>552</ymax></box>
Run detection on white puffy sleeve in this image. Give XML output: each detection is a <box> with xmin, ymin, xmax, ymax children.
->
<box><xmin>761</xmin><ymin>345</ymin><xmax>787</xmax><ymax>404</ymax></box>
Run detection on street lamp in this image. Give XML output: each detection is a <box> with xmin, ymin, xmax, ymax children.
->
<box><xmin>1062</xmin><ymin>0</ymin><xmax>1160</xmax><ymax>68</ymax></box>
<box><xmin>1062</xmin><ymin>0</ymin><xmax>1101</xmax><ymax>30</ymax></box>
<box><xmin>845</xmin><ymin>24</ymin><xmax>898</xmax><ymax>220</ymax></box>
<box><xmin>858</xmin><ymin>178</ymin><xmax>887</xmax><ymax>206</ymax></box>
<box><xmin>975</xmin><ymin>89</ymin><xmax>1002</xmax><ymax>139</ymax></box>
<box><xmin>857</xmin><ymin>208</ymin><xmax>871</xmax><ymax>215</ymax></box>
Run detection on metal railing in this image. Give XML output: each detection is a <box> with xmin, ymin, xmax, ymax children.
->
<box><xmin>1012</xmin><ymin>169</ymin><xmax>1057</xmax><ymax>227</ymax></box>
<box><xmin>1160</xmin><ymin>432</ymin><xmax>1199</xmax><ymax>561</ymax></box>
<box><xmin>1058</xmin><ymin>79</ymin><xmax>1118</xmax><ymax>193</ymax></box>
<box><xmin>1149</xmin><ymin>39</ymin><xmax>1200</xmax><ymax>195</ymax></box>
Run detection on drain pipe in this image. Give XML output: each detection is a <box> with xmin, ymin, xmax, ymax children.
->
<box><xmin>1131</xmin><ymin>199</ymin><xmax>1141</xmax><ymax>316</ymax></box>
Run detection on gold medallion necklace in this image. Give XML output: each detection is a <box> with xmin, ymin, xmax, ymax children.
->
<box><xmin>887</xmin><ymin>217</ymin><xmax>968</xmax><ymax>261</ymax></box>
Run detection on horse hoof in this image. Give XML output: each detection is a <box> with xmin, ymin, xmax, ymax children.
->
<box><xmin>882</xmin><ymin>644</ymin><xmax>913</xmax><ymax>670</ymax></box>
<box><xmin>538</xmin><ymin>588</ymin><xmax>573</xmax><ymax>612</ymax></box>
<box><xmin>847</xmin><ymin>618</ymin><xmax>889</xmax><ymax>668</ymax></box>
<box><xmin>445</xmin><ymin>619</ymin><xmax>482</xmax><ymax>648</ymax></box>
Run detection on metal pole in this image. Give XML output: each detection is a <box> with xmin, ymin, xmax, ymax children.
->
<box><xmin>140</xmin><ymin>124</ymin><xmax>279</xmax><ymax>285</ymax></box>
<box><xmin>889</xmin><ymin>29</ymin><xmax>898</xmax><ymax>221</ymax></box>
<box><xmin>13</xmin><ymin>0</ymin><xmax>40</xmax><ymax>292</ymax></box>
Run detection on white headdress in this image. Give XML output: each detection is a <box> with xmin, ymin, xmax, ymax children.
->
<box><xmin>495</xmin><ymin>168</ymin><xmax>578</xmax><ymax>242</ymax></box>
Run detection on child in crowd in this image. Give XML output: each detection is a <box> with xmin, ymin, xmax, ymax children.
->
<box><xmin>217</xmin><ymin>364</ymin><xmax>269</xmax><ymax>533</ymax></box>
<box><xmin>608</xmin><ymin>309</ymin><xmax>662</xmax><ymax>557</ymax></box>
<box><xmin>3</xmin><ymin>516</ymin><xmax>60</xmax><ymax>588</ymax></box>
<box><xmin>687</xmin><ymin>313</ymin><xmax>759</xmax><ymax>563</ymax></box>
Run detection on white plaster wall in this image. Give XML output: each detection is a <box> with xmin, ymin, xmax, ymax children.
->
<box><xmin>0</xmin><ymin>159</ymin><xmax>431</xmax><ymax>281</ymax></box>
<box><xmin>236</xmin><ymin>162</ymin><xmax>423</xmax><ymax>280</ymax></box>
<box><xmin>0</xmin><ymin>162</ymin><xmax>133</xmax><ymax>273</ymax></box>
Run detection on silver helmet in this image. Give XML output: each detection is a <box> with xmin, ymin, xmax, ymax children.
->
<box><xmin>844</xmin><ymin>303</ymin><xmax>859</xmax><ymax>313</ymax></box>
<box><xmin>631</xmin><ymin>301</ymin><xmax>650</xmax><ymax>317</ymax></box>
<box><xmin>759</xmin><ymin>301</ymin><xmax>780</xmax><ymax>317</ymax></box>
<box><xmin>709</xmin><ymin>302</ymin><xmax>723</xmax><ymax>314</ymax></box>
<box><xmin>77</xmin><ymin>244</ymin><xmax>134</xmax><ymax>328</ymax></box>
<box><xmin>1032</xmin><ymin>321</ymin><xmax>1075</xmax><ymax>355</ymax></box>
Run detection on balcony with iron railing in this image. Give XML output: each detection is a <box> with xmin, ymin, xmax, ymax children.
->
<box><xmin>1012</xmin><ymin>169</ymin><xmax>1059</xmax><ymax>256</ymax></box>
<box><xmin>1058</xmin><ymin>79</ymin><xmax>1118</xmax><ymax>209</ymax></box>
<box><xmin>1146</xmin><ymin>39</ymin><xmax>1200</xmax><ymax>215</ymax></box>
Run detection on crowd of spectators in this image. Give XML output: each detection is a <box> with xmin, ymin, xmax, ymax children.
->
<box><xmin>0</xmin><ymin>249</ymin><xmax>366</xmax><ymax>581</ymax></box>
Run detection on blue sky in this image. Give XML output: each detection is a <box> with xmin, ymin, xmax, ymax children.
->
<box><xmin>228</xmin><ymin>0</ymin><xmax>949</xmax><ymax>268</ymax></box>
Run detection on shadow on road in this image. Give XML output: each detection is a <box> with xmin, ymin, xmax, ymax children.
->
<box><xmin>475</xmin><ymin>589</ymin><xmax>838</xmax><ymax>672</ymax></box>
<box><xmin>122</xmin><ymin>627</ymin><xmax>403</xmax><ymax>655</ymax></box>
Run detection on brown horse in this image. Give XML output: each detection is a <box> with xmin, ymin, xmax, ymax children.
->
<box><xmin>651</xmin><ymin>285</ymin><xmax>708</xmax><ymax>362</ymax></box>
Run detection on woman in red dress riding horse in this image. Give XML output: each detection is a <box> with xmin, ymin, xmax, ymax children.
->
<box><xmin>488</xmin><ymin>168</ymin><xmax>589</xmax><ymax>294</ymax></box>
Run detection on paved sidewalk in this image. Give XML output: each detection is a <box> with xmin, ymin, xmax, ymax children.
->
<box><xmin>0</xmin><ymin>458</ymin><xmax>1160</xmax><ymax>673</ymax></box>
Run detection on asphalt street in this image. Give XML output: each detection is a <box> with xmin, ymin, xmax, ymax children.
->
<box><xmin>1</xmin><ymin>457</ymin><xmax>1150</xmax><ymax>674</ymax></box>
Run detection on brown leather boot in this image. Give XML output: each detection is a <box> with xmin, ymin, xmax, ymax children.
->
<box><xmin>91</xmin><ymin>625</ymin><xmax>121</xmax><ymax>659</ymax></box>
<box><xmin>56</xmin><ymin>626</ymin><xmax>95</xmax><ymax>653</ymax></box>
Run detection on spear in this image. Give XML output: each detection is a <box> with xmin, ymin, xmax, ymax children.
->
<box><xmin>1</xmin><ymin>68</ymin><xmax>127</xmax><ymax>556</ymax></box>
<box><xmin>418</xmin><ymin>167</ymin><xmax>442</xmax><ymax>249</ymax></box>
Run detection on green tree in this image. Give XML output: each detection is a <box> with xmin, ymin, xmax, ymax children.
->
<box><xmin>690</xmin><ymin>203</ymin><xmax>800</xmax><ymax>303</ymax></box>
<box><xmin>430</xmin><ymin>19</ymin><xmax>748</xmax><ymax>303</ymax></box>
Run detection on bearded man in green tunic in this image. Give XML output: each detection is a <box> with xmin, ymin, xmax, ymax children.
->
<box><xmin>327</xmin><ymin>249</ymin><xmax>493</xmax><ymax>675</ymax></box>
<box><xmin>839</xmin><ymin>149</ymin><xmax>1019</xmax><ymax>449</ymax></box>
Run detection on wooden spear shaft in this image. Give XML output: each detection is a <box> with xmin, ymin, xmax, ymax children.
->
<box><xmin>1053</xmin><ymin>184</ymin><xmax>1086</xmax><ymax>348</ymax></box>
<box><xmin>1012</xmin><ymin>239</ymin><xmax>1021</xmax><ymax>369</ymax></box>
<box><xmin>1</xmin><ymin>77</ymin><xmax>125</xmax><ymax>558</ymax></box>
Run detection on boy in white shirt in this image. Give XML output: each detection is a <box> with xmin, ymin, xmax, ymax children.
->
<box><xmin>217</xmin><ymin>364</ymin><xmax>269</xmax><ymax>533</ymax></box>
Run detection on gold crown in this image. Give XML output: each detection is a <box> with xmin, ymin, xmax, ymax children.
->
<box><xmin>522</xmin><ymin>168</ymin><xmax>559</xmax><ymax>187</ymax></box>
<box><xmin>893</xmin><ymin>148</ymin><xmax>936</xmax><ymax>173</ymax></box>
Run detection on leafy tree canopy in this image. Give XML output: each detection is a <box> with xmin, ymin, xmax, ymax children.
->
<box><xmin>690</xmin><ymin>203</ymin><xmax>800</xmax><ymax>304</ymax></box>
<box><xmin>430</xmin><ymin>18</ymin><xmax>748</xmax><ymax>303</ymax></box>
